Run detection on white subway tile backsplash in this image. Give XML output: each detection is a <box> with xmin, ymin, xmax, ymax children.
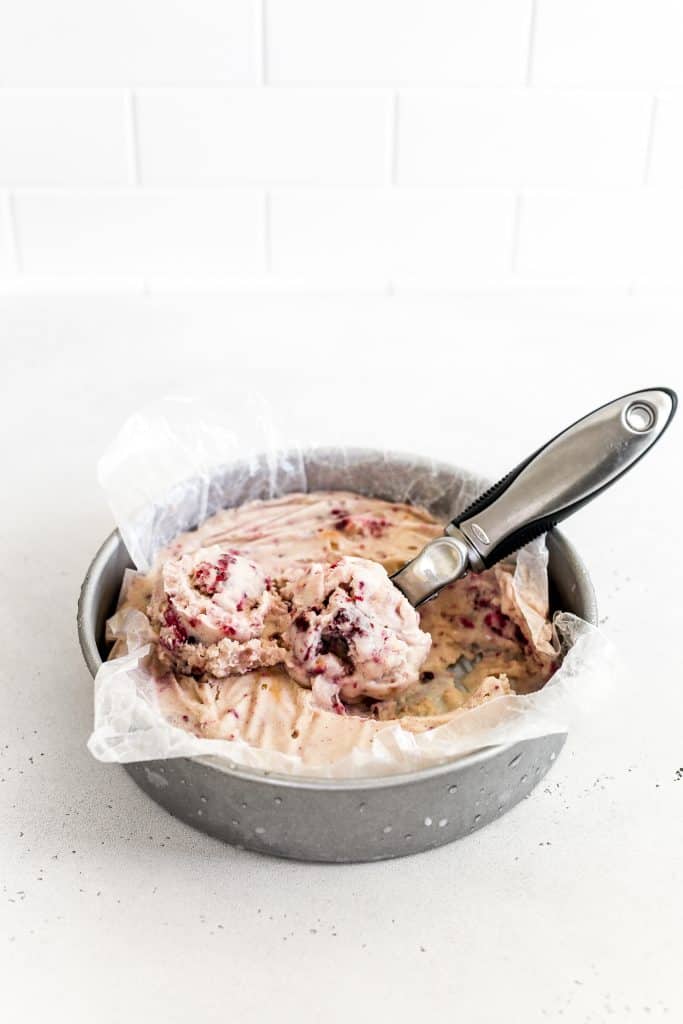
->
<box><xmin>0</xmin><ymin>0</ymin><xmax>679</xmax><ymax>294</ymax></box>
<box><xmin>271</xmin><ymin>191</ymin><xmax>389</xmax><ymax>286</ymax></box>
<box><xmin>267</xmin><ymin>0</ymin><xmax>532</xmax><ymax>84</ymax></box>
<box><xmin>0</xmin><ymin>196</ymin><xmax>15</xmax><ymax>276</ymax></box>
<box><xmin>270</xmin><ymin>189</ymin><xmax>516</xmax><ymax>286</ymax></box>
<box><xmin>398</xmin><ymin>90</ymin><xmax>651</xmax><ymax>186</ymax></box>
<box><xmin>648</xmin><ymin>96</ymin><xmax>683</xmax><ymax>185</ymax></box>
<box><xmin>14</xmin><ymin>191</ymin><xmax>265</xmax><ymax>275</ymax></box>
<box><xmin>520</xmin><ymin>188</ymin><xmax>683</xmax><ymax>286</ymax></box>
<box><xmin>516</xmin><ymin>191</ymin><xmax>637</xmax><ymax>281</ymax></box>
<box><xmin>636</xmin><ymin>191</ymin><xmax>683</xmax><ymax>283</ymax></box>
<box><xmin>534</xmin><ymin>0</ymin><xmax>683</xmax><ymax>88</ymax></box>
<box><xmin>391</xmin><ymin>191</ymin><xmax>516</xmax><ymax>285</ymax></box>
<box><xmin>0</xmin><ymin>273</ymin><xmax>147</xmax><ymax>294</ymax></box>
<box><xmin>137</xmin><ymin>89</ymin><xmax>391</xmax><ymax>185</ymax></box>
<box><xmin>0</xmin><ymin>91</ymin><xmax>130</xmax><ymax>185</ymax></box>
<box><xmin>0</xmin><ymin>0</ymin><xmax>259</xmax><ymax>85</ymax></box>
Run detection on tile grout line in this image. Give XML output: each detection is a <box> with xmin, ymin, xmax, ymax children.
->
<box><xmin>389</xmin><ymin>91</ymin><xmax>399</xmax><ymax>186</ymax></box>
<box><xmin>641</xmin><ymin>95</ymin><xmax>659</xmax><ymax>186</ymax></box>
<box><xmin>3</xmin><ymin>184</ymin><xmax>666</xmax><ymax>195</ymax></box>
<box><xmin>631</xmin><ymin>94</ymin><xmax>659</xmax><ymax>294</ymax></box>
<box><xmin>126</xmin><ymin>90</ymin><xmax>142</xmax><ymax>185</ymax></box>
<box><xmin>509</xmin><ymin>193</ymin><xmax>524</xmax><ymax>275</ymax></box>
<box><xmin>263</xmin><ymin>191</ymin><xmax>272</xmax><ymax>273</ymax></box>
<box><xmin>524</xmin><ymin>0</ymin><xmax>538</xmax><ymax>87</ymax></box>
<box><xmin>0</xmin><ymin>82</ymin><xmax>667</xmax><ymax>92</ymax></box>
<box><xmin>260</xmin><ymin>0</ymin><xmax>269</xmax><ymax>84</ymax></box>
<box><xmin>386</xmin><ymin>91</ymin><xmax>398</xmax><ymax>289</ymax></box>
<box><xmin>5</xmin><ymin>192</ymin><xmax>22</xmax><ymax>274</ymax></box>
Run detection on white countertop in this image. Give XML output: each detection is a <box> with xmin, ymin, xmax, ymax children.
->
<box><xmin>2</xmin><ymin>293</ymin><xmax>682</xmax><ymax>1023</ymax></box>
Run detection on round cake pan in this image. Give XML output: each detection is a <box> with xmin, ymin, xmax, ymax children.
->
<box><xmin>78</xmin><ymin>449</ymin><xmax>598</xmax><ymax>863</ymax></box>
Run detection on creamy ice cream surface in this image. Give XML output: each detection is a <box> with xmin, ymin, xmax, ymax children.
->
<box><xmin>112</xmin><ymin>491</ymin><xmax>558</xmax><ymax>767</ymax></box>
<box><xmin>153</xmin><ymin>546</ymin><xmax>271</xmax><ymax>644</ymax></box>
<box><xmin>147</xmin><ymin>545</ymin><xmax>286</xmax><ymax>679</ymax></box>
<box><xmin>282</xmin><ymin>557</ymin><xmax>431</xmax><ymax>709</ymax></box>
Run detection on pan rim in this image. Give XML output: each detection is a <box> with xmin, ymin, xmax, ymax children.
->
<box><xmin>78</xmin><ymin>447</ymin><xmax>596</xmax><ymax>790</ymax></box>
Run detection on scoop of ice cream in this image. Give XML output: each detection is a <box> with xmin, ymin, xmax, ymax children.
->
<box><xmin>282</xmin><ymin>556</ymin><xmax>431</xmax><ymax>710</ymax></box>
<box><xmin>148</xmin><ymin>545</ymin><xmax>279</xmax><ymax>677</ymax></box>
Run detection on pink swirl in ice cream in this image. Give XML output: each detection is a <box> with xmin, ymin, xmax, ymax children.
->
<box><xmin>149</xmin><ymin>545</ymin><xmax>282</xmax><ymax>678</ymax></box>
<box><xmin>155</xmin><ymin>545</ymin><xmax>271</xmax><ymax>644</ymax></box>
<box><xmin>282</xmin><ymin>557</ymin><xmax>431</xmax><ymax>710</ymax></box>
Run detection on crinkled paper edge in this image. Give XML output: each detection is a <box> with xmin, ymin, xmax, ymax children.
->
<box><xmin>87</xmin><ymin>396</ymin><xmax>619</xmax><ymax>779</ymax></box>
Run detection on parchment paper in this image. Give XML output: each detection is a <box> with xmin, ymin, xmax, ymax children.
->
<box><xmin>87</xmin><ymin>396</ymin><xmax>617</xmax><ymax>778</ymax></box>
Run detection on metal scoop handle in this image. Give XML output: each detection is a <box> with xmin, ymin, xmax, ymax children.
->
<box><xmin>393</xmin><ymin>387</ymin><xmax>677</xmax><ymax>606</ymax></box>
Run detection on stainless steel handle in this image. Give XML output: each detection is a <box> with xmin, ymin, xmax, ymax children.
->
<box><xmin>450</xmin><ymin>387</ymin><xmax>677</xmax><ymax>569</ymax></box>
<box><xmin>392</xmin><ymin>387</ymin><xmax>677</xmax><ymax>606</ymax></box>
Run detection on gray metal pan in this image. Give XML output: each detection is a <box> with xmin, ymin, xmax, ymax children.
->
<box><xmin>78</xmin><ymin>449</ymin><xmax>598</xmax><ymax>862</ymax></box>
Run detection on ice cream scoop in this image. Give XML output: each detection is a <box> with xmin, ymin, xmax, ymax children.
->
<box><xmin>148</xmin><ymin>545</ymin><xmax>432</xmax><ymax>702</ymax></box>
<box><xmin>393</xmin><ymin>388</ymin><xmax>677</xmax><ymax>607</ymax></box>
<box><xmin>151</xmin><ymin>544</ymin><xmax>272</xmax><ymax>646</ymax></box>
<box><xmin>282</xmin><ymin>556</ymin><xmax>431</xmax><ymax>710</ymax></box>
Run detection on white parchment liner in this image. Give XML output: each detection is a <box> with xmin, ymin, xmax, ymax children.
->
<box><xmin>87</xmin><ymin>396</ymin><xmax>617</xmax><ymax>778</ymax></box>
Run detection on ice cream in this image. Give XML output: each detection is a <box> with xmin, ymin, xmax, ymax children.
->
<box><xmin>154</xmin><ymin>545</ymin><xmax>271</xmax><ymax>644</ymax></box>
<box><xmin>148</xmin><ymin>545</ymin><xmax>285</xmax><ymax>678</ymax></box>
<box><xmin>148</xmin><ymin>545</ymin><xmax>432</xmax><ymax>709</ymax></box>
<box><xmin>111</xmin><ymin>491</ymin><xmax>558</xmax><ymax>764</ymax></box>
<box><xmin>282</xmin><ymin>557</ymin><xmax>431</xmax><ymax>709</ymax></box>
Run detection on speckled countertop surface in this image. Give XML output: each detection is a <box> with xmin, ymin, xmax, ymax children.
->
<box><xmin>2</xmin><ymin>295</ymin><xmax>682</xmax><ymax>1023</ymax></box>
